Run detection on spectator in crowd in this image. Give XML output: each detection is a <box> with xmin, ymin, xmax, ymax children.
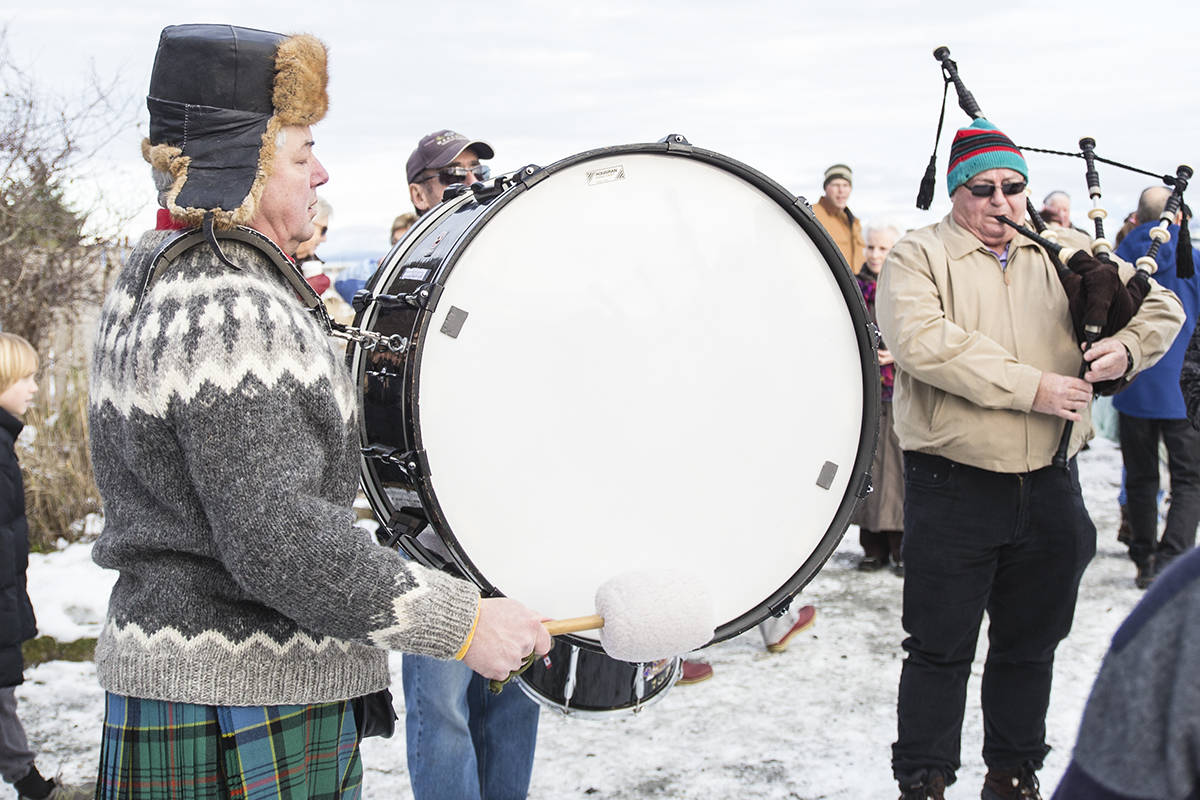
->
<box><xmin>876</xmin><ymin>117</ymin><xmax>1183</xmax><ymax>800</ymax></box>
<box><xmin>0</xmin><ymin>333</ymin><xmax>93</xmax><ymax>800</ymax></box>
<box><xmin>851</xmin><ymin>223</ymin><xmax>905</xmax><ymax>574</ymax></box>
<box><xmin>294</xmin><ymin>196</ymin><xmax>354</xmax><ymax>326</ymax></box>
<box><xmin>400</xmin><ymin>128</ymin><xmax>547</xmax><ymax>800</ymax></box>
<box><xmin>1039</xmin><ymin>190</ymin><xmax>1092</xmax><ymax>249</ymax></box>
<box><xmin>391</xmin><ymin>212</ymin><xmax>417</xmax><ymax>246</ymax></box>
<box><xmin>296</xmin><ymin>196</ymin><xmax>332</xmax><ymax>266</ymax></box>
<box><xmin>1115</xmin><ymin>210</ymin><xmax>1139</xmax><ymax>248</ymax></box>
<box><xmin>811</xmin><ymin>164</ymin><xmax>865</xmax><ymax>274</ymax></box>
<box><xmin>1183</xmin><ymin>319</ymin><xmax>1200</xmax><ymax>429</ymax></box>
<box><xmin>296</xmin><ymin>195</ymin><xmax>331</xmax><ymax>293</ymax></box>
<box><xmin>1113</xmin><ymin>186</ymin><xmax>1200</xmax><ymax>589</ymax></box>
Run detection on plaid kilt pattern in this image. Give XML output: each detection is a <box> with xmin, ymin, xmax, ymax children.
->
<box><xmin>97</xmin><ymin>693</ymin><xmax>362</xmax><ymax>799</ymax></box>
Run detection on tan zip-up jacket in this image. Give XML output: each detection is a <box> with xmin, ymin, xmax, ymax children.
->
<box><xmin>876</xmin><ymin>214</ymin><xmax>1184</xmax><ymax>473</ymax></box>
<box><xmin>812</xmin><ymin>195</ymin><xmax>865</xmax><ymax>274</ymax></box>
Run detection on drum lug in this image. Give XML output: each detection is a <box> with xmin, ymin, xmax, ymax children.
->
<box><xmin>440</xmin><ymin>183</ymin><xmax>473</xmax><ymax>202</ymax></box>
<box><xmin>513</xmin><ymin>164</ymin><xmax>548</xmax><ymax>189</ymax></box>
<box><xmin>855</xmin><ymin>471</ymin><xmax>874</xmax><ymax>500</ymax></box>
<box><xmin>470</xmin><ymin>176</ymin><xmax>511</xmax><ymax>203</ymax></box>
<box><xmin>360</xmin><ymin>444</ymin><xmax>431</xmax><ymax>478</ymax></box>
<box><xmin>657</xmin><ymin>133</ymin><xmax>692</xmax><ymax>151</ymax></box>
<box><xmin>632</xmin><ymin>661</ymin><xmax>647</xmax><ymax>712</ymax></box>
<box><xmin>407</xmin><ymin>283</ymin><xmax>443</xmax><ymax>311</ymax></box>
<box><xmin>868</xmin><ymin>321</ymin><xmax>882</xmax><ymax>348</ymax></box>
<box><xmin>378</xmin><ymin>506</ymin><xmax>428</xmax><ymax>545</ymax></box>
<box><xmin>351</xmin><ymin>289</ymin><xmax>373</xmax><ymax>314</ymax></box>
<box><xmin>765</xmin><ymin>598</ymin><xmax>794</xmax><ymax>620</ymax></box>
<box><xmin>563</xmin><ymin>646</ymin><xmax>580</xmax><ymax>713</ymax></box>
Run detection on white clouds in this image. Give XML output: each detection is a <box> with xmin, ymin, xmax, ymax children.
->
<box><xmin>7</xmin><ymin>0</ymin><xmax>1197</xmax><ymax>243</ymax></box>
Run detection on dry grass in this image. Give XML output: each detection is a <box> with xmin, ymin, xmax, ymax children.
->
<box><xmin>21</xmin><ymin>635</ymin><xmax>96</xmax><ymax>665</ymax></box>
<box><xmin>18</xmin><ymin>369</ymin><xmax>101</xmax><ymax>552</ymax></box>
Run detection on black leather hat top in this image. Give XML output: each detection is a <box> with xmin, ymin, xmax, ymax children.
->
<box><xmin>149</xmin><ymin>24</ymin><xmax>283</xmax><ymax>117</ymax></box>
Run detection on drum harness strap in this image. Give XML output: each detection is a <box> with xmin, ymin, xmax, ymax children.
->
<box><xmin>143</xmin><ymin>222</ymin><xmax>409</xmax><ymax>353</ymax></box>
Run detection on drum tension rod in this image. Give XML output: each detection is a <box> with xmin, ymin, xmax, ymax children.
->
<box><xmin>351</xmin><ymin>283</ymin><xmax>443</xmax><ymax>314</ymax></box>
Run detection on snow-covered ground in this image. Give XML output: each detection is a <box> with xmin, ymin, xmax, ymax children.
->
<box><xmin>20</xmin><ymin>438</ymin><xmax>1144</xmax><ymax>798</ymax></box>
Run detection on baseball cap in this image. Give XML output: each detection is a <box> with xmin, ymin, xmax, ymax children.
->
<box><xmin>406</xmin><ymin>129</ymin><xmax>495</xmax><ymax>184</ymax></box>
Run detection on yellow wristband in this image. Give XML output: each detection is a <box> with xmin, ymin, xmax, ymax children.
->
<box><xmin>454</xmin><ymin>599</ymin><xmax>481</xmax><ymax>661</ymax></box>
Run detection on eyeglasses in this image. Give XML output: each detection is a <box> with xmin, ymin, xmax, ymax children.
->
<box><xmin>964</xmin><ymin>181</ymin><xmax>1027</xmax><ymax>198</ymax></box>
<box><xmin>416</xmin><ymin>164</ymin><xmax>491</xmax><ymax>185</ymax></box>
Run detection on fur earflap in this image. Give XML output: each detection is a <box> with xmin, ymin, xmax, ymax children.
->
<box><xmin>273</xmin><ymin>34</ymin><xmax>328</xmax><ymax>126</ymax></box>
<box><xmin>140</xmin><ymin>124</ymin><xmax>279</xmax><ymax>231</ymax></box>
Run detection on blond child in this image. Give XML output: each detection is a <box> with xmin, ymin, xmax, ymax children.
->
<box><xmin>0</xmin><ymin>333</ymin><xmax>91</xmax><ymax>800</ymax></box>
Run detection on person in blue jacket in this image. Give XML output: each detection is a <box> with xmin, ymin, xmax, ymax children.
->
<box><xmin>1113</xmin><ymin>186</ymin><xmax>1200</xmax><ymax>589</ymax></box>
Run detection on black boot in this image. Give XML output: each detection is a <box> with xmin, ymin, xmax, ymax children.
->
<box><xmin>858</xmin><ymin>528</ymin><xmax>890</xmax><ymax>571</ymax></box>
<box><xmin>887</xmin><ymin>530</ymin><xmax>905</xmax><ymax>576</ymax></box>
<box><xmin>898</xmin><ymin>770</ymin><xmax>946</xmax><ymax>800</ymax></box>
<box><xmin>982</xmin><ymin>762</ymin><xmax>1042</xmax><ymax>799</ymax></box>
<box><xmin>1135</xmin><ymin>558</ymin><xmax>1157</xmax><ymax>590</ymax></box>
<box><xmin>13</xmin><ymin>766</ymin><xmax>53</xmax><ymax>800</ymax></box>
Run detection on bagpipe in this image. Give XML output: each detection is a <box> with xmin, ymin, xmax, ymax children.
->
<box><xmin>918</xmin><ymin>46</ymin><xmax>1193</xmax><ymax>467</ymax></box>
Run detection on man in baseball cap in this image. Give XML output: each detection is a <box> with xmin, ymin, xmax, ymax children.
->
<box><xmin>400</xmin><ymin>128</ymin><xmax>545</xmax><ymax>800</ymax></box>
<box><xmin>407</xmin><ymin>129</ymin><xmax>494</xmax><ymax>214</ymax></box>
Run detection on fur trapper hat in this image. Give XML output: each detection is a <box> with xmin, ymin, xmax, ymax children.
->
<box><xmin>143</xmin><ymin>24</ymin><xmax>329</xmax><ymax>229</ymax></box>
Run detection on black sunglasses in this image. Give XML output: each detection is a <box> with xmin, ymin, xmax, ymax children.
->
<box><xmin>417</xmin><ymin>164</ymin><xmax>492</xmax><ymax>185</ymax></box>
<box><xmin>965</xmin><ymin>180</ymin><xmax>1027</xmax><ymax>198</ymax></box>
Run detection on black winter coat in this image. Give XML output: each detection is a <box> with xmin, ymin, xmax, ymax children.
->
<box><xmin>0</xmin><ymin>406</ymin><xmax>37</xmax><ymax>687</ymax></box>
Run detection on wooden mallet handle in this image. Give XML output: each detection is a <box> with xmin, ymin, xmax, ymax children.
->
<box><xmin>543</xmin><ymin>615</ymin><xmax>604</xmax><ymax>636</ymax></box>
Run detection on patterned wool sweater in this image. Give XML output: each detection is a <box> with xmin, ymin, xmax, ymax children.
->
<box><xmin>88</xmin><ymin>230</ymin><xmax>480</xmax><ymax>706</ymax></box>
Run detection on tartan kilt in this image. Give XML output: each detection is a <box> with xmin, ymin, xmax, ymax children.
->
<box><xmin>97</xmin><ymin>693</ymin><xmax>363</xmax><ymax>799</ymax></box>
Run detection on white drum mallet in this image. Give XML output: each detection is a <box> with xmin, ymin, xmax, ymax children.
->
<box><xmin>543</xmin><ymin>569</ymin><xmax>716</xmax><ymax>662</ymax></box>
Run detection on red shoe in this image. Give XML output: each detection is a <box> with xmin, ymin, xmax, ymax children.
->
<box><xmin>765</xmin><ymin>604</ymin><xmax>816</xmax><ymax>653</ymax></box>
<box><xmin>676</xmin><ymin>659</ymin><xmax>714</xmax><ymax>686</ymax></box>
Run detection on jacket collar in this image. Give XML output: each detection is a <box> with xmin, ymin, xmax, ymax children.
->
<box><xmin>816</xmin><ymin>195</ymin><xmax>852</xmax><ymax>220</ymax></box>
<box><xmin>938</xmin><ymin>213</ymin><xmax>1041</xmax><ymax>261</ymax></box>
<box><xmin>0</xmin><ymin>406</ymin><xmax>22</xmax><ymax>443</ymax></box>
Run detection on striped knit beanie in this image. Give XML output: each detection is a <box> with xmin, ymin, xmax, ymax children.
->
<box><xmin>946</xmin><ymin>118</ymin><xmax>1027</xmax><ymax>196</ymax></box>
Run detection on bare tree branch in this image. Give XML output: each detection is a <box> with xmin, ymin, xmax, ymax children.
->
<box><xmin>0</xmin><ymin>27</ymin><xmax>135</xmax><ymax>350</ymax></box>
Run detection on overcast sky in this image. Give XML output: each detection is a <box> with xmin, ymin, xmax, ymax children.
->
<box><xmin>7</xmin><ymin>0</ymin><xmax>1199</xmax><ymax>255</ymax></box>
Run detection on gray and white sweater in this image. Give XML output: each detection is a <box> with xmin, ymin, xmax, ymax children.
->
<box><xmin>88</xmin><ymin>230</ymin><xmax>479</xmax><ymax>706</ymax></box>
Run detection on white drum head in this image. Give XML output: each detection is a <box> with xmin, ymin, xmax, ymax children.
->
<box><xmin>406</xmin><ymin>150</ymin><xmax>868</xmax><ymax>643</ymax></box>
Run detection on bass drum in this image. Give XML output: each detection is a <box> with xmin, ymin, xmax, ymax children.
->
<box><xmin>351</xmin><ymin>136</ymin><xmax>879</xmax><ymax>714</ymax></box>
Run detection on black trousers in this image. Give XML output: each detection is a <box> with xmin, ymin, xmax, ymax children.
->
<box><xmin>892</xmin><ymin>452</ymin><xmax>1095</xmax><ymax>786</ymax></box>
<box><xmin>1118</xmin><ymin>413</ymin><xmax>1200</xmax><ymax>571</ymax></box>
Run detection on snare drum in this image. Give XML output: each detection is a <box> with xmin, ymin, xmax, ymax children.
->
<box><xmin>352</xmin><ymin>136</ymin><xmax>879</xmax><ymax>714</ymax></box>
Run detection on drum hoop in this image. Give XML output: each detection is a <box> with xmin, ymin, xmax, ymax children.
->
<box><xmin>515</xmin><ymin>655</ymin><xmax>683</xmax><ymax>718</ymax></box>
<box><xmin>354</xmin><ymin>140</ymin><xmax>882</xmax><ymax>647</ymax></box>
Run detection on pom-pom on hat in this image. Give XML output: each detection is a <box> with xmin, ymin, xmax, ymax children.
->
<box><xmin>946</xmin><ymin>118</ymin><xmax>1027</xmax><ymax>197</ymax></box>
<box><xmin>143</xmin><ymin>24</ymin><xmax>329</xmax><ymax>229</ymax></box>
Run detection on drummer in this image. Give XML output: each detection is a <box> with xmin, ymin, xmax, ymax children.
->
<box><xmin>876</xmin><ymin>117</ymin><xmax>1183</xmax><ymax>800</ymax></box>
<box><xmin>401</xmin><ymin>128</ymin><xmax>546</xmax><ymax>800</ymax></box>
<box><xmin>88</xmin><ymin>29</ymin><xmax>549</xmax><ymax>799</ymax></box>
